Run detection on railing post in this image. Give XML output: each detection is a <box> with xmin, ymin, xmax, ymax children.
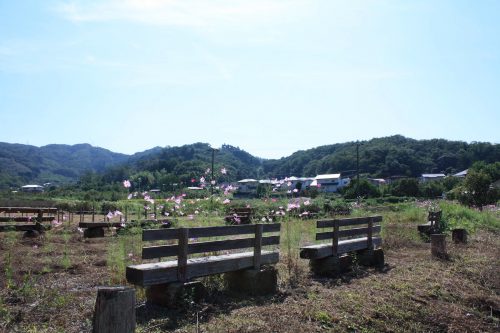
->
<box><xmin>177</xmin><ymin>228</ymin><xmax>189</xmax><ymax>282</ymax></box>
<box><xmin>332</xmin><ymin>219</ymin><xmax>339</xmax><ymax>256</ymax></box>
<box><xmin>253</xmin><ymin>224</ymin><xmax>263</xmax><ymax>270</ymax></box>
<box><xmin>367</xmin><ymin>217</ymin><xmax>373</xmax><ymax>250</ymax></box>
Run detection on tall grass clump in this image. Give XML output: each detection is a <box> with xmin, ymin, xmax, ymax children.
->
<box><xmin>381</xmin><ymin>204</ymin><xmax>426</xmax><ymax>249</ymax></box>
<box><xmin>440</xmin><ymin>201</ymin><xmax>500</xmax><ymax>233</ymax></box>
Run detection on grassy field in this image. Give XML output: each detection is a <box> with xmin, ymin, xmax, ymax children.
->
<box><xmin>0</xmin><ymin>201</ymin><xmax>498</xmax><ymax>332</ymax></box>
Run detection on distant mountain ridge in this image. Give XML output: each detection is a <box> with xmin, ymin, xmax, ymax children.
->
<box><xmin>0</xmin><ymin>136</ymin><xmax>498</xmax><ymax>189</ymax></box>
<box><xmin>0</xmin><ymin>142</ymin><xmax>130</xmax><ymax>188</ymax></box>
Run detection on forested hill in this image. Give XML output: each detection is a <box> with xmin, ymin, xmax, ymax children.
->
<box><xmin>262</xmin><ymin>135</ymin><xmax>500</xmax><ymax>178</ymax></box>
<box><xmin>0</xmin><ymin>136</ymin><xmax>498</xmax><ymax>189</ymax></box>
<box><xmin>0</xmin><ymin>143</ymin><xmax>129</xmax><ymax>188</ymax></box>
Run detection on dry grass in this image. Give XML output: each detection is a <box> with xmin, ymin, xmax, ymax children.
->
<box><xmin>0</xmin><ymin>209</ymin><xmax>499</xmax><ymax>333</ymax></box>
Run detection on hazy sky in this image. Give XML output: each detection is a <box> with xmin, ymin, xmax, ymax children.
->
<box><xmin>1</xmin><ymin>0</ymin><xmax>499</xmax><ymax>158</ymax></box>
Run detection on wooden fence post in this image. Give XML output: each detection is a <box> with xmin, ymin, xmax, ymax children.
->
<box><xmin>93</xmin><ymin>286</ymin><xmax>135</xmax><ymax>333</ymax></box>
<box><xmin>367</xmin><ymin>217</ymin><xmax>373</xmax><ymax>250</ymax></box>
<box><xmin>177</xmin><ymin>228</ymin><xmax>189</xmax><ymax>282</ymax></box>
<box><xmin>431</xmin><ymin>234</ymin><xmax>447</xmax><ymax>259</ymax></box>
<box><xmin>253</xmin><ymin>224</ymin><xmax>263</xmax><ymax>270</ymax></box>
<box><xmin>332</xmin><ymin>219</ymin><xmax>339</xmax><ymax>256</ymax></box>
<box><xmin>452</xmin><ymin>229</ymin><xmax>467</xmax><ymax>244</ymax></box>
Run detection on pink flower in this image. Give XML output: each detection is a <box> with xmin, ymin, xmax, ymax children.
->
<box><xmin>211</xmin><ymin>180</ymin><xmax>216</xmax><ymax>185</ymax></box>
<box><xmin>106</xmin><ymin>211</ymin><xmax>114</xmax><ymax>219</ymax></box>
<box><xmin>221</xmin><ymin>167</ymin><xmax>227</xmax><ymax>174</ymax></box>
<box><xmin>223</xmin><ymin>199</ymin><xmax>231</xmax><ymax>204</ymax></box>
<box><xmin>317</xmin><ymin>183</ymin><xmax>321</xmax><ymax>188</ymax></box>
<box><xmin>188</xmin><ymin>215</ymin><xmax>194</xmax><ymax>220</ymax></box>
<box><xmin>114</xmin><ymin>210</ymin><xmax>123</xmax><ymax>216</ymax></box>
<box><xmin>271</xmin><ymin>198</ymin><xmax>277</xmax><ymax>202</ymax></box>
<box><xmin>123</xmin><ymin>180</ymin><xmax>131</xmax><ymax>188</ymax></box>
<box><xmin>33</xmin><ymin>245</ymin><xmax>38</xmax><ymax>249</ymax></box>
<box><xmin>205</xmin><ymin>168</ymin><xmax>211</xmax><ymax>175</ymax></box>
<box><xmin>293</xmin><ymin>189</ymin><xmax>298</xmax><ymax>193</ymax></box>
<box><xmin>304</xmin><ymin>200</ymin><xmax>310</xmax><ymax>206</ymax></box>
<box><xmin>191</xmin><ymin>178</ymin><xmax>196</xmax><ymax>183</ymax></box>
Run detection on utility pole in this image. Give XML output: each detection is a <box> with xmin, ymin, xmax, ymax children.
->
<box><xmin>210</xmin><ymin>148</ymin><xmax>219</xmax><ymax>195</ymax></box>
<box><xmin>356</xmin><ymin>141</ymin><xmax>360</xmax><ymax>204</ymax></box>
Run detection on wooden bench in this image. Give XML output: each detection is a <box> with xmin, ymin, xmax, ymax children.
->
<box><xmin>300</xmin><ymin>216</ymin><xmax>384</xmax><ymax>276</ymax></box>
<box><xmin>0</xmin><ymin>207</ymin><xmax>57</xmax><ymax>234</ymax></box>
<box><xmin>126</xmin><ymin>223</ymin><xmax>281</xmax><ymax>307</ymax></box>
<box><xmin>417</xmin><ymin>211</ymin><xmax>442</xmax><ymax>237</ymax></box>
<box><xmin>79</xmin><ymin>222</ymin><xmax>125</xmax><ymax>238</ymax></box>
<box><xmin>224</xmin><ymin>207</ymin><xmax>254</xmax><ymax>224</ymax></box>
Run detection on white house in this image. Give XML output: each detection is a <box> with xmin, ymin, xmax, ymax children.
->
<box><xmin>420</xmin><ymin>174</ymin><xmax>446</xmax><ymax>182</ymax></box>
<box><xmin>236</xmin><ymin>179</ymin><xmax>259</xmax><ymax>194</ymax></box>
<box><xmin>452</xmin><ymin>170</ymin><xmax>468</xmax><ymax>178</ymax></box>
<box><xmin>21</xmin><ymin>184</ymin><xmax>44</xmax><ymax>193</ymax></box>
<box><xmin>311</xmin><ymin>174</ymin><xmax>350</xmax><ymax>193</ymax></box>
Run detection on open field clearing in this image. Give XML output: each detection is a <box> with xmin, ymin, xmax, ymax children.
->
<box><xmin>1</xmin><ymin>203</ymin><xmax>499</xmax><ymax>333</ymax></box>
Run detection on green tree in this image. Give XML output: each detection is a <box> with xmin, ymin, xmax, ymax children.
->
<box><xmin>342</xmin><ymin>179</ymin><xmax>381</xmax><ymax>199</ymax></box>
<box><xmin>459</xmin><ymin>170</ymin><xmax>496</xmax><ymax>208</ymax></box>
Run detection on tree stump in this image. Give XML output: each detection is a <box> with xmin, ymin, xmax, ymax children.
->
<box><xmin>452</xmin><ymin>229</ymin><xmax>467</xmax><ymax>244</ymax></box>
<box><xmin>84</xmin><ymin>227</ymin><xmax>105</xmax><ymax>238</ymax></box>
<box><xmin>93</xmin><ymin>286</ymin><xmax>135</xmax><ymax>333</ymax></box>
<box><xmin>431</xmin><ymin>234</ymin><xmax>447</xmax><ymax>259</ymax></box>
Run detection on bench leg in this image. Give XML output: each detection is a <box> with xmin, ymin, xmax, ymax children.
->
<box><xmin>309</xmin><ymin>254</ymin><xmax>352</xmax><ymax>277</ymax></box>
<box><xmin>84</xmin><ymin>227</ymin><xmax>105</xmax><ymax>238</ymax></box>
<box><xmin>225</xmin><ymin>266</ymin><xmax>277</xmax><ymax>296</ymax></box>
<box><xmin>145</xmin><ymin>281</ymin><xmax>206</xmax><ymax>308</ymax></box>
<box><xmin>356</xmin><ymin>249</ymin><xmax>385</xmax><ymax>268</ymax></box>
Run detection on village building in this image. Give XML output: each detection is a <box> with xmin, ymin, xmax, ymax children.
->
<box><xmin>310</xmin><ymin>174</ymin><xmax>350</xmax><ymax>193</ymax></box>
<box><xmin>420</xmin><ymin>173</ymin><xmax>446</xmax><ymax>182</ymax></box>
<box><xmin>452</xmin><ymin>170</ymin><xmax>468</xmax><ymax>178</ymax></box>
<box><xmin>20</xmin><ymin>184</ymin><xmax>44</xmax><ymax>193</ymax></box>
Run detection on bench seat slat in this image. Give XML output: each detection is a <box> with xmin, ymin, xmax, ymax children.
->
<box><xmin>0</xmin><ymin>217</ymin><xmax>54</xmax><ymax>222</ymax></box>
<box><xmin>299</xmin><ymin>237</ymin><xmax>382</xmax><ymax>259</ymax></box>
<box><xmin>142</xmin><ymin>235</ymin><xmax>280</xmax><ymax>259</ymax></box>
<box><xmin>143</xmin><ymin>223</ymin><xmax>280</xmax><ymax>241</ymax></box>
<box><xmin>316</xmin><ymin>225</ymin><xmax>381</xmax><ymax>240</ymax></box>
<box><xmin>127</xmin><ymin>250</ymin><xmax>280</xmax><ymax>286</ymax></box>
<box><xmin>0</xmin><ymin>224</ymin><xmax>49</xmax><ymax>232</ymax></box>
<box><xmin>317</xmin><ymin>216</ymin><xmax>382</xmax><ymax>228</ymax></box>
<box><xmin>78</xmin><ymin>222</ymin><xmax>124</xmax><ymax>228</ymax></box>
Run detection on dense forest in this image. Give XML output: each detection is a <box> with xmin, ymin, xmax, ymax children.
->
<box><xmin>0</xmin><ymin>136</ymin><xmax>498</xmax><ymax>191</ymax></box>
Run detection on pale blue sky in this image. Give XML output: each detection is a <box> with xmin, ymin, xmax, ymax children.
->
<box><xmin>0</xmin><ymin>0</ymin><xmax>499</xmax><ymax>158</ymax></box>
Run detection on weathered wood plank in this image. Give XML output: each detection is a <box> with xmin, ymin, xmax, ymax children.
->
<box><xmin>0</xmin><ymin>216</ymin><xmax>54</xmax><ymax>222</ymax></box>
<box><xmin>177</xmin><ymin>228</ymin><xmax>189</xmax><ymax>282</ymax></box>
<box><xmin>316</xmin><ymin>225</ymin><xmax>382</xmax><ymax>240</ymax></box>
<box><xmin>79</xmin><ymin>222</ymin><xmax>124</xmax><ymax>228</ymax></box>
<box><xmin>300</xmin><ymin>237</ymin><xmax>382</xmax><ymax>259</ymax></box>
<box><xmin>253</xmin><ymin>224</ymin><xmax>263</xmax><ymax>269</ymax></box>
<box><xmin>127</xmin><ymin>251</ymin><xmax>280</xmax><ymax>286</ymax></box>
<box><xmin>0</xmin><ymin>207</ymin><xmax>58</xmax><ymax>214</ymax></box>
<box><xmin>143</xmin><ymin>223</ymin><xmax>280</xmax><ymax>241</ymax></box>
<box><xmin>0</xmin><ymin>224</ymin><xmax>48</xmax><ymax>232</ymax></box>
<box><xmin>317</xmin><ymin>216</ymin><xmax>382</xmax><ymax>228</ymax></box>
<box><xmin>142</xmin><ymin>236</ymin><xmax>280</xmax><ymax>259</ymax></box>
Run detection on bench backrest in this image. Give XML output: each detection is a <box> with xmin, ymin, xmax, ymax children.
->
<box><xmin>427</xmin><ymin>211</ymin><xmax>442</xmax><ymax>228</ymax></box>
<box><xmin>0</xmin><ymin>207</ymin><xmax>58</xmax><ymax>215</ymax></box>
<box><xmin>315</xmin><ymin>216</ymin><xmax>382</xmax><ymax>255</ymax></box>
<box><xmin>142</xmin><ymin>223</ymin><xmax>281</xmax><ymax>282</ymax></box>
